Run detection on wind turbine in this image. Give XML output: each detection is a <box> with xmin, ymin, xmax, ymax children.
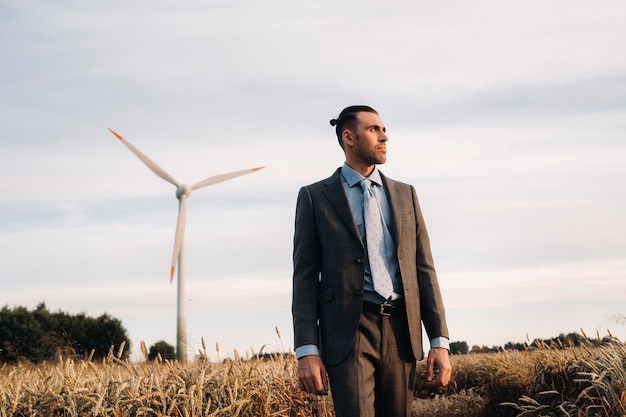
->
<box><xmin>109</xmin><ymin>128</ymin><xmax>263</xmax><ymax>362</ymax></box>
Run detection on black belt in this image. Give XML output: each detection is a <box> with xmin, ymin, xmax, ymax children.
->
<box><xmin>362</xmin><ymin>300</ymin><xmax>405</xmax><ymax>316</ymax></box>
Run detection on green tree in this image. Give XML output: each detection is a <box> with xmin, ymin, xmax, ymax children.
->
<box><xmin>504</xmin><ymin>341</ymin><xmax>527</xmax><ymax>351</ymax></box>
<box><xmin>0</xmin><ymin>303</ymin><xmax>130</xmax><ymax>363</ymax></box>
<box><xmin>85</xmin><ymin>313</ymin><xmax>130</xmax><ymax>359</ymax></box>
<box><xmin>450</xmin><ymin>341</ymin><xmax>469</xmax><ymax>355</ymax></box>
<box><xmin>0</xmin><ymin>305</ymin><xmax>44</xmax><ymax>362</ymax></box>
<box><xmin>148</xmin><ymin>340</ymin><xmax>176</xmax><ymax>361</ymax></box>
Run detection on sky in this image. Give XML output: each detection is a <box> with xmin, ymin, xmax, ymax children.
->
<box><xmin>1</xmin><ymin>0</ymin><xmax>625</xmax><ymax>361</ymax></box>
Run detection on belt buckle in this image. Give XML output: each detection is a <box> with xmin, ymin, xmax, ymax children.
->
<box><xmin>379</xmin><ymin>301</ymin><xmax>393</xmax><ymax>316</ymax></box>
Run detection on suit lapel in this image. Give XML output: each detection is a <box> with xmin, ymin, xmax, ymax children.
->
<box><xmin>381</xmin><ymin>173</ymin><xmax>403</xmax><ymax>246</ymax></box>
<box><xmin>321</xmin><ymin>169</ymin><xmax>363</xmax><ymax>244</ymax></box>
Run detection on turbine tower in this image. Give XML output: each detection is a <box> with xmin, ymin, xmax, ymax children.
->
<box><xmin>109</xmin><ymin>128</ymin><xmax>263</xmax><ymax>362</ymax></box>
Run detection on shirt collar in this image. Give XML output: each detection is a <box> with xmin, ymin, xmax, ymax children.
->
<box><xmin>341</xmin><ymin>162</ymin><xmax>383</xmax><ymax>188</ymax></box>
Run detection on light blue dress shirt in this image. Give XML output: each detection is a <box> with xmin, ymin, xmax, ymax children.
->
<box><xmin>339</xmin><ymin>163</ymin><xmax>402</xmax><ymax>304</ymax></box>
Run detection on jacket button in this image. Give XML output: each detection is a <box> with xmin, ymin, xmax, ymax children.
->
<box><xmin>356</xmin><ymin>258</ymin><xmax>365</xmax><ymax>264</ymax></box>
<box><xmin>355</xmin><ymin>289</ymin><xmax>363</xmax><ymax>295</ymax></box>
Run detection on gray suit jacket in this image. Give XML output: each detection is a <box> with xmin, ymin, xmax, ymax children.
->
<box><xmin>292</xmin><ymin>168</ymin><xmax>449</xmax><ymax>366</ymax></box>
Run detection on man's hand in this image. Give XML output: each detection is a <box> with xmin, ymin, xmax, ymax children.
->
<box><xmin>297</xmin><ymin>355</ymin><xmax>329</xmax><ymax>395</ymax></box>
<box><xmin>426</xmin><ymin>347</ymin><xmax>452</xmax><ymax>388</ymax></box>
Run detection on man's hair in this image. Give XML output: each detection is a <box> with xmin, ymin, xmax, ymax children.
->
<box><xmin>330</xmin><ymin>105</ymin><xmax>378</xmax><ymax>148</ymax></box>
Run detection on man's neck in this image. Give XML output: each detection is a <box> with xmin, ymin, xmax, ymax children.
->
<box><xmin>345</xmin><ymin>161</ymin><xmax>376</xmax><ymax>177</ymax></box>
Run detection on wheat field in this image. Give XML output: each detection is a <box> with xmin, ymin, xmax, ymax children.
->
<box><xmin>1</xmin><ymin>339</ymin><xmax>625</xmax><ymax>417</ymax></box>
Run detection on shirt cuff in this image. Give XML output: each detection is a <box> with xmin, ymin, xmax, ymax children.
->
<box><xmin>430</xmin><ymin>336</ymin><xmax>450</xmax><ymax>350</ymax></box>
<box><xmin>295</xmin><ymin>344</ymin><xmax>320</xmax><ymax>359</ymax></box>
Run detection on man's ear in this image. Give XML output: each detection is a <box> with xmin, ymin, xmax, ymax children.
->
<box><xmin>342</xmin><ymin>129</ymin><xmax>354</xmax><ymax>147</ymax></box>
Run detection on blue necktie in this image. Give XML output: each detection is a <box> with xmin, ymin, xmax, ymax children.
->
<box><xmin>360</xmin><ymin>179</ymin><xmax>393</xmax><ymax>300</ymax></box>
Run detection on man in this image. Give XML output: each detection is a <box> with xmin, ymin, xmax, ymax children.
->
<box><xmin>292</xmin><ymin>105</ymin><xmax>451</xmax><ymax>417</ymax></box>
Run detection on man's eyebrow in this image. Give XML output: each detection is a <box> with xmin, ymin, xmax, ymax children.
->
<box><xmin>367</xmin><ymin>124</ymin><xmax>386</xmax><ymax>131</ymax></box>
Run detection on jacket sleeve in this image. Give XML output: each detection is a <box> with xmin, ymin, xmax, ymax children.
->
<box><xmin>412</xmin><ymin>185</ymin><xmax>449</xmax><ymax>341</ymax></box>
<box><xmin>292</xmin><ymin>186</ymin><xmax>322</xmax><ymax>350</ymax></box>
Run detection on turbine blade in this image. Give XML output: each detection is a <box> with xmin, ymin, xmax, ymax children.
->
<box><xmin>109</xmin><ymin>129</ymin><xmax>180</xmax><ymax>187</ymax></box>
<box><xmin>191</xmin><ymin>166</ymin><xmax>264</xmax><ymax>190</ymax></box>
<box><xmin>170</xmin><ymin>196</ymin><xmax>187</xmax><ymax>283</ymax></box>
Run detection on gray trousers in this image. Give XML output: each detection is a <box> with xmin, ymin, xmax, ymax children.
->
<box><xmin>326</xmin><ymin>309</ymin><xmax>416</xmax><ymax>417</ymax></box>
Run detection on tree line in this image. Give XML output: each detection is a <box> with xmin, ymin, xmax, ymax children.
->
<box><xmin>3</xmin><ymin>303</ymin><xmax>621</xmax><ymax>363</ymax></box>
<box><xmin>449</xmin><ymin>332</ymin><xmax>619</xmax><ymax>355</ymax></box>
<box><xmin>0</xmin><ymin>303</ymin><xmax>130</xmax><ymax>363</ymax></box>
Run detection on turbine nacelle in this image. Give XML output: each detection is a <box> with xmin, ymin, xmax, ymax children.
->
<box><xmin>176</xmin><ymin>184</ymin><xmax>192</xmax><ymax>199</ymax></box>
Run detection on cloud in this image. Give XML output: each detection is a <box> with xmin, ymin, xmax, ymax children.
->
<box><xmin>442</xmin><ymin>259</ymin><xmax>626</xmax><ymax>309</ymax></box>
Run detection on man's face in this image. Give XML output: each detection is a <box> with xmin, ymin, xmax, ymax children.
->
<box><xmin>351</xmin><ymin>112</ymin><xmax>388</xmax><ymax>166</ymax></box>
